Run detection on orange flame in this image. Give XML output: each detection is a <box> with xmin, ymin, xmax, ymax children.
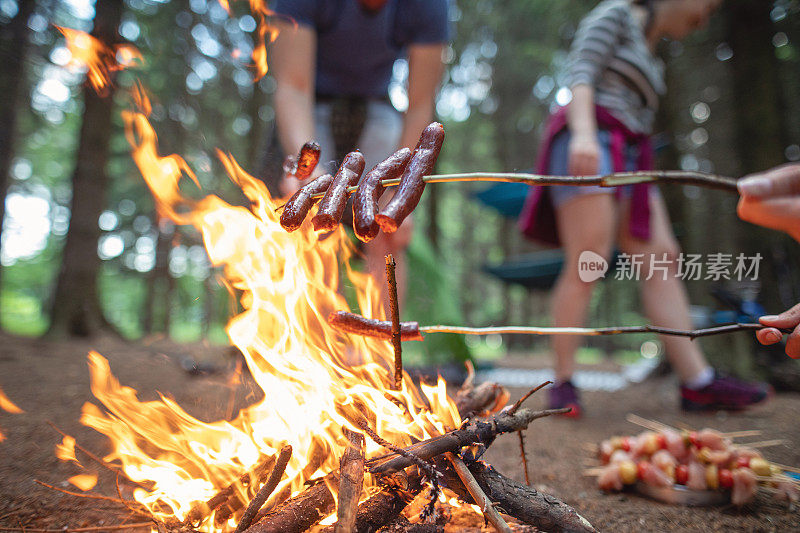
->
<box><xmin>69</xmin><ymin>108</ymin><xmax>461</xmax><ymax>528</ymax></box>
<box><xmin>0</xmin><ymin>388</ymin><xmax>23</xmax><ymax>414</ymax></box>
<box><xmin>0</xmin><ymin>387</ymin><xmax>23</xmax><ymax>442</ymax></box>
<box><xmin>69</xmin><ymin>473</ymin><xmax>98</xmax><ymax>491</ymax></box>
<box><xmin>247</xmin><ymin>1</ymin><xmax>279</xmax><ymax>80</ymax></box>
<box><xmin>56</xmin><ymin>26</ymin><xmax>143</xmax><ymax>95</ymax></box>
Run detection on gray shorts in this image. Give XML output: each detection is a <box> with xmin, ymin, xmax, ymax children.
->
<box><xmin>314</xmin><ymin>100</ymin><xmax>403</xmax><ymax>174</ymax></box>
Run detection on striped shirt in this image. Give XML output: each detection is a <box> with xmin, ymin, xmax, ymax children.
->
<box><xmin>564</xmin><ymin>0</ymin><xmax>665</xmax><ymax>134</ymax></box>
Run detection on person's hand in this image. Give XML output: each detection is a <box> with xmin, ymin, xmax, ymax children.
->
<box><xmin>756</xmin><ymin>303</ymin><xmax>800</xmax><ymax>359</ymax></box>
<box><xmin>568</xmin><ymin>132</ymin><xmax>601</xmax><ymax>176</ymax></box>
<box><xmin>737</xmin><ymin>163</ymin><xmax>800</xmax><ymax>242</ymax></box>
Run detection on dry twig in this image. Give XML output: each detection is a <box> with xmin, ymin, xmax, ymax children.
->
<box><xmin>0</xmin><ymin>523</ymin><xmax>153</xmax><ymax>532</ymax></box>
<box><xmin>445</xmin><ymin>453</ymin><xmax>512</xmax><ymax>533</ymax></box>
<box><xmin>234</xmin><ymin>445</ymin><xmax>292</xmax><ymax>533</ymax></box>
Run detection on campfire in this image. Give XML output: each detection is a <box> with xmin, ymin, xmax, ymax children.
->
<box><xmin>36</xmin><ymin>11</ymin><xmax>601</xmax><ymax>531</ymax></box>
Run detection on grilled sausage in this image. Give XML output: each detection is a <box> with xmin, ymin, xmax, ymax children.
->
<box><xmin>312</xmin><ymin>151</ymin><xmax>365</xmax><ymax>232</ymax></box>
<box><xmin>352</xmin><ymin>148</ymin><xmax>412</xmax><ymax>243</ymax></box>
<box><xmin>294</xmin><ymin>141</ymin><xmax>321</xmax><ymax>180</ymax></box>
<box><xmin>279</xmin><ymin>174</ymin><xmax>334</xmax><ymax>232</ymax></box>
<box><xmin>375</xmin><ymin>122</ymin><xmax>444</xmax><ymax>233</ymax></box>
<box><xmin>327</xmin><ymin>311</ymin><xmax>424</xmax><ymax>341</ymax></box>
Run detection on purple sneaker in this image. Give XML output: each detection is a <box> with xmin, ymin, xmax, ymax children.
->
<box><xmin>681</xmin><ymin>371</ymin><xmax>772</xmax><ymax>412</ymax></box>
<box><xmin>548</xmin><ymin>380</ymin><xmax>582</xmax><ymax>418</ymax></box>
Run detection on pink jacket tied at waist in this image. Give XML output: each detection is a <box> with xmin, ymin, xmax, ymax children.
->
<box><xmin>518</xmin><ymin>105</ymin><xmax>653</xmax><ymax>246</ymax></box>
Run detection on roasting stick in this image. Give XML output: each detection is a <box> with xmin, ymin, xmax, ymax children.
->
<box><xmin>329</xmin><ymin>312</ymin><xmax>791</xmax><ymax>341</ymax></box>
<box><xmin>418</xmin><ymin>322</ymin><xmax>787</xmax><ymax>338</ymax></box>
<box><xmin>274</xmin><ymin>170</ymin><xmax>739</xmax><ymax>211</ymax></box>
<box><xmin>385</xmin><ymin>255</ymin><xmax>403</xmax><ymax>391</ymax></box>
<box><xmin>445</xmin><ymin>452</ymin><xmax>513</xmax><ymax>533</ymax></box>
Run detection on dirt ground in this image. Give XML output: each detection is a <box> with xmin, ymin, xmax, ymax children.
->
<box><xmin>0</xmin><ymin>333</ymin><xmax>798</xmax><ymax>532</ymax></box>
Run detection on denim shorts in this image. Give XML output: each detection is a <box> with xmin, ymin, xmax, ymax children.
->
<box><xmin>548</xmin><ymin>130</ymin><xmax>644</xmax><ymax>208</ymax></box>
<box><xmin>314</xmin><ymin>100</ymin><xmax>402</xmax><ymax>174</ymax></box>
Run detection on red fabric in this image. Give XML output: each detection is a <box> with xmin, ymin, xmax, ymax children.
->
<box><xmin>518</xmin><ymin>105</ymin><xmax>653</xmax><ymax>246</ymax></box>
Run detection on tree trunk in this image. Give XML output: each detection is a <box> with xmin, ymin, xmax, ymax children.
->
<box><xmin>48</xmin><ymin>0</ymin><xmax>123</xmax><ymax>337</ymax></box>
<box><xmin>0</xmin><ymin>0</ymin><xmax>36</xmax><ymax>320</ymax></box>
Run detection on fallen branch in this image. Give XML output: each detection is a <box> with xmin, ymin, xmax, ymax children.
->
<box><xmin>234</xmin><ymin>445</ymin><xmax>292</xmax><ymax>533</ymax></box>
<box><xmin>367</xmin><ymin>407</ymin><xmax>570</xmax><ymax>475</ymax></box>
<box><xmin>441</xmin><ymin>461</ymin><xmax>596</xmax><ymax>533</ymax></box>
<box><xmin>46</xmin><ymin>421</ymin><xmax>146</xmax><ymax>489</ymax></box>
<box><xmin>34</xmin><ymin>480</ymin><xmax>145</xmax><ymax>511</ymax></box>
<box><xmin>445</xmin><ymin>453</ymin><xmax>512</xmax><ymax>533</ymax></box>
<box><xmin>334</xmin><ymin>429</ymin><xmax>365</xmax><ymax>533</ymax></box>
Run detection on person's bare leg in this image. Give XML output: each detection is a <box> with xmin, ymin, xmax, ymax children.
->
<box><xmin>618</xmin><ymin>194</ymin><xmax>710</xmax><ymax>383</ymax></box>
<box><xmin>551</xmin><ymin>193</ymin><xmax>617</xmax><ymax>382</ymax></box>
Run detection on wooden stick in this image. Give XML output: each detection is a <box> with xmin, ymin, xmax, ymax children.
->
<box><xmin>420</xmin><ymin>322</ymin><xmax>789</xmax><ymax>339</ymax></box>
<box><xmin>186</xmin><ymin>453</ymin><xmax>276</xmax><ymax>526</ymax></box>
<box><xmin>625</xmin><ymin>414</ymin><xmax>677</xmax><ymax>434</ymax></box>
<box><xmin>517</xmin><ymin>431</ymin><xmax>531</xmax><ymax>487</ymax></box>
<box><xmin>509</xmin><ymin>381</ymin><xmax>552</xmax><ymax>415</ymax></box>
<box><xmin>385</xmin><ymin>254</ymin><xmax>402</xmax><ymax>391</ymax></box>
<box><xmin>445</xmin><ymin>453</ymin><xmax>513</xmax><ymax>533</ymax></box>
<box><xmin>334</xmin><ymin>429</ymin><xmax>365</xmax><ymax>533</ymax></box>
<box><xmin>739</xmin><ymin>439</ymin><xmax>787</xmax><ymax>448</ymax></box>
<box><xmin>441</xmin><ymin>461</ymin><xmax>596</xmax><ymax>533</ymax></box>
<box><xmin>770</xmin><ymin>462</ymin><xmax>800</xmax><ymax>475</ymax></box>
<box><xmin>34</xmin><ymin>480</ymin><xmax>143</xmax><ymax>508</ymax></box>
<box><xmin>280</xmin><ymin>170</ymin><xmax>739</xmax><ymax>207</ymax></box>
<box><xmin>721</xmin><ymin>430</ymin><xmax>762</xmax><ymax>439</ymax></box>
<box><xmin>0</xmin><ymin>523</ymin><xmax>153</xmax><ymax>532</ymax></box>
<box><xmin>328</xmin><ymin>312</ymin><xmax>790</xmax><ymax>340</ymax></box>
<box><xmin>234</xmin><ymin>445</ymin><xmax>292</xmax><ymax>533</ymax></box>
<box><xmin>244</xmin><ymin>473</ymin><xmax>339</xmax><ymax>533</ymax></box>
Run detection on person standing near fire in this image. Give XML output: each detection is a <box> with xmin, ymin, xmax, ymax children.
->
<box><xmin>519</xmin><ymin>0</ymin><xmax>771</xmax><ymax>414</ymax></box>
<box><xmin>268</xmin><ymin>0</ymin><xmax>449</xmax><ymax>306</ymax></box>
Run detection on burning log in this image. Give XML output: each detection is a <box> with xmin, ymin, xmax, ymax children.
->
<box><xmin>234</xmin><ymin>444</ymin><xmax>292</xmax><ymax>533</ymax></box>
<box><xmin>319</xmin><ymin>470</ymin><xmax>425</xmax><ymax>533</ymax></box>
<box><xmin>245</xmin><ymin>474</ymin><xmax>338</xmax><ymax>533</ymax></box>
<box><xmin>185</xmin><ymin>454</ymin><xmax>276</xmax><ymax>526</ymax></box>
<box><xmin>334</xmin><ymin>429</ymin><xmax>365</xmax><ymax>533</ymax></box>
<box><xmin>454</xmin><ymin>362</ymin><xmax>509</xmax><ymax>419</ymax></box>
<box><xmin>367</xmin><ymin>407</ymin><xmax>570</xmax><ymax>475</ymax></box>
<box><xmin>441</xmin><ymin>461</ymin><xmax>596</xmax><ymax>533</ymax></box>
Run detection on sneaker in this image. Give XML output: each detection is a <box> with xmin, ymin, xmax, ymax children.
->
<box><xmin>681</xmin><ymin>371</ymin><xmax>772</xmax><ymax>412</ymax></box>
<box><xmin>548</xmin><ymin>380</ymin><xmax>582</xmax><ymax>418</ymax></box>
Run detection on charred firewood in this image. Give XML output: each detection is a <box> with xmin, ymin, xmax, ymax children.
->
<box><xmin>318</xmin><ymin>470</ymin><xmax>424</xmax><ymax>533</ymax></box>
<box><xmin>455</xmin><ymin>381</ymin><xmax>509</xmax><ymax>419</ymax></box>
<box><xmin>244</xmin><ymin>474</ymin><xmax>338</xmax><ymax>533</ymax></box>
<box><xmin>334</xmin><ymin>429</ymin><xmax>365</xmax><ymax>533</ymax></box>
<box><xmin>440</xmin><ymin>460</ymin><xmax>596</xmax><ymax>533</ymax></box>
<box><xmin>367</xmin><ymin>407</ymin><xmax>569</xmax><ymax>475</ymax></box>
<box><xmin>185</xmin><ymin>454</ymin><xmax>276</xmax><ymax>526</ymax></box>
